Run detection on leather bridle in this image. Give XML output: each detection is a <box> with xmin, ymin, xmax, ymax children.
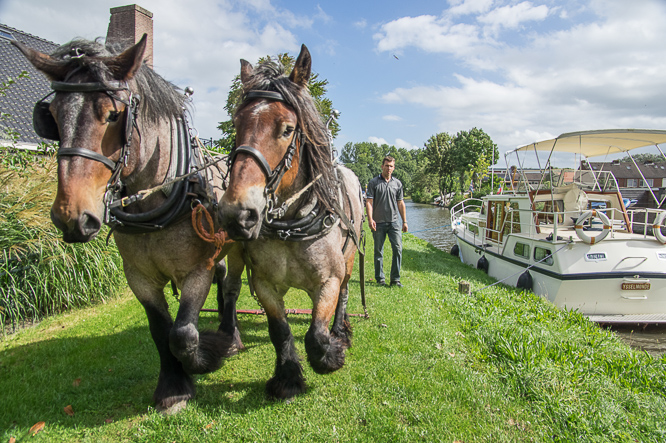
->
<box><xmin>228</xmin><ymin>90</ymin><xmax>303</xmax><ymax>221</ymax></box>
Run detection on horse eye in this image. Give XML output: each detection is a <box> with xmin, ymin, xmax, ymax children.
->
<box><xmin>283</xmin><ymin>126</ymin><xmax>294</xmax><ymax>137</ymax></box>
<box><xmin>107</xmin><ymin>111</ymin><xmax>121</xmax><ymax>123</ymax></box>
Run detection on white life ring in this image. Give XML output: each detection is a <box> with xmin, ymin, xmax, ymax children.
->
<box><xmin>652</xmin><ymin>212</ymin><xmax>666</xmax><ymax>244</ymax></box>
<box><xmin>575</xmin><ymin>210</ymin><xmax>611</xmax><ymax>245</ymax></box>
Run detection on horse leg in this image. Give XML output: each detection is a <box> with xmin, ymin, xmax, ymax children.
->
<box><xmin>305</xmin><ymin>278</ymin><xmax>347</xmax><ymax>374</ymax></box>
<box><xmin>256</xmin><ymin>281</ymin><xmax>305</xmax><ymax>399</ymax></box>
<box><xmin>217</xmin><ymin>247</ymin><xmax>245</xmax><ymax>354</ymax></box>
<box><xmin>330</xmin><ymin>281</ymin><xmax>352</xmax><ymax>349</ymax></box>
<box><xmin>124</xmin><ymin>268</ymin><xmax>194</xmax><ymax>413</ymax></box>
<box><xmin>330</xmin><ymin>253</ymin><xmax>356</xmax><ymax>349</ymax></box>
<box><xmin>169</xmin><ymin>266</ymin><xmax>234</xmax><ymax>375</ymax></box>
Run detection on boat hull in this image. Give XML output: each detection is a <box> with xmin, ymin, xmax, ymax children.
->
<box><xmin>455</xmin><ymin>234</ymin><xmax>666</xmax><ymax>316</ymax></box>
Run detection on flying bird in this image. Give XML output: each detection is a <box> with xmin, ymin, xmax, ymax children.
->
<box><xmin>393</xmin><ymin>54</ymin><xmax>399</xmax><ymax>60</ymax></box>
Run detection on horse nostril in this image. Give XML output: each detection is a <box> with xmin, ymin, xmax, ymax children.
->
<box><xmin>237</xmin><ymin>208</ymin><xmax>259</xmax><ymax>229</ymax></box>
<box><xmin>78</xmin><ymin>211</ymin><xmax>102</xmax><ymax>236</ymax></box>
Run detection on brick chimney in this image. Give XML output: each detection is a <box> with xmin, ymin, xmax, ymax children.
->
<box><xmin>106</xmin><ymin>4</ymin><xmax>154</xmax><ymax>68</ymax></box>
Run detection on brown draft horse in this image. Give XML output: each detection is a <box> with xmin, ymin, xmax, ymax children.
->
<box><xmin>220</xmin><ymin>45</ymin><xmax>364</xmax><ymax>399</ymax></box>
<box><xmin>13</xmin><ymin>35</ymin><xmax>244</xmax><ymax>413</ymax></box>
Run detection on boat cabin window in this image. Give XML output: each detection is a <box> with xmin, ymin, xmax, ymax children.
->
<box><xmin>513</xmin><ymin>242</ymin><xmax>530</xmax><ymax>259</ymax></box>
<box><xmin>503</xmin><ymin>202</ymin><xmax>521</xmax><ymax>237</ymax></box>
<box><xmin>534</xmin><ymin>200</ymin><xmax>564</xmax><ymax>224</ymax></box>
<box><xmin>534</xmin><ymin>247</ymin><xmax>554</xmax><ymax>266</ymax></box>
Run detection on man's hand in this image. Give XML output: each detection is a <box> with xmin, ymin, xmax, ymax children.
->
<box><xmin>402</xmin><ymin>222</ymin><xmax>408</xmax><ymax>233</ymax></box>
<box><xmin>368</xmin><ymin>218</ymin><xmax>377</xmax><ymax>231</ymax></box>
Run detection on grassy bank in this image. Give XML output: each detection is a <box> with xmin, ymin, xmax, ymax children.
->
<box><xmin>0</xmin><ymin>161</ymin><xmax>125</xmax><ymax>332</ymax></box>
<box><xmin>1</xmin><ymin>228</ymin><xmax>665</xmax><ymax>442</ymax></box>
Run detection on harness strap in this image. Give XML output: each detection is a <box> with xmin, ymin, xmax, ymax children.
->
<box><xmin>58</xmin><ymin>147</ymin><xmax>117</xmax><ymax>170</ymax></box>
<box><xmin>231</xmin><ymin>146</ymin><xmax>273</xmax><ymax>179</ymax></box>
<box><xmin>51</xmin><ymin>81</ymin><xmax>127</xmax><ymax>92</ymax></box>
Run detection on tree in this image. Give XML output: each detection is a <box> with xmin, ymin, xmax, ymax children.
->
<box><xmin>422</xmin><ymin>132</ymin><xmax>456</xmax><ymax>198</ymax></box>
<box><xmin>340</xmin><ymin>141</ymin><xmax>383</xmax><ymax>189</ymax></box>
<box><xmin>216</xmin><ymin>53</ymin><xmax>338</xmax><ymax>153</ymax></box>
<box><xmin>452</xmin><ymin>128</ymin><xmax>498</xmax><ymax>192</ymax></box>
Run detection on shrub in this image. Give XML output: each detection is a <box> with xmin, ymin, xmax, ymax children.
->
<box><xmin>0</xmin><ymin>158</ymin><xmax>125</xmax><ymax>332</ymax></box>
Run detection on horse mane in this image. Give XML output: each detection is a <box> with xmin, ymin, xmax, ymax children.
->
<box><xmin>237</xmin><ymin>60</ymin><xmax>338</xmax><ymax>212</ymax></box>
<box><xmin>49</xmin><ymin>38</ymin><xmax>187</xmax><ymax>123</ymax></box>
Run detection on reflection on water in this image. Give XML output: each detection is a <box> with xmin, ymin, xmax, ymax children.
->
<box><xmin>404</xmin><ymin>201</ymin><xmax>455</xmax><ymax>252</ymax></box>
<box><xmin>404</xmin><ymin>199</ymin><xmax>666</xmax><ymax>355</ymax></box>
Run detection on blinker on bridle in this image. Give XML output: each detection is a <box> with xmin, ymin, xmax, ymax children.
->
<box><xmin>229</xmin><ymin>90</ymin><xmax>303</xmax><ymax>221</ymax></box>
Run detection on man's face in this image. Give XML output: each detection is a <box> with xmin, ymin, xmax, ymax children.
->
<box><xmin>382</xmin><ymin>160</ymin><xmax>395</xmax><ymax>179</ymax></box>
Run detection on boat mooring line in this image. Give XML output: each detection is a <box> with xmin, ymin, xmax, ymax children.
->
<box><xmin>473</xmin><ymin>240</ymin><xmax>573</xmax><ymax>294</ymax></box>
<box><xmin>410</xmin><ymin>224</ymin><xmax>450</xmax><ymax>234</ymax></box>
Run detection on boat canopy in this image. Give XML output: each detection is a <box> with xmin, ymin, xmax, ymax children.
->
<box><xmin>508</xmin><ymin>129</ymin><xmax>666</xmax><ymax>158</ymax></box>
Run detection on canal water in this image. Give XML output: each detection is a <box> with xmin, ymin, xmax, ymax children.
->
<box><xmin>404</xmin><ymin>200</ymin><xmax>666</xmax><ymax>355</ymax></box>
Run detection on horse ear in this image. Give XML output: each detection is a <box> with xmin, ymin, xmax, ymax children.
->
<box><xmin>11</xmin><ymin>40</ymin><xmax>69</xmax><ymax>80</ymax></box>
<box><xmin>289</xmin><ymin>44</ymin><xmax>311</xmax><ymax>87</ymax></box>
<box><xmin>106</xmin><ymin>34</ymin><xmax>147</xmax><ymax>80</ymax></box>
<box><xmin>240</xmin><ymin>59</ymin><xmax>253</xmax><ymax>85</ymax></box>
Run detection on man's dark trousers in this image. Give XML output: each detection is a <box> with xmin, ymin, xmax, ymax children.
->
<box><xmin>373</xmin><ymin>221</ymin><xmax>402</xmax><ymax>283</ymax></box>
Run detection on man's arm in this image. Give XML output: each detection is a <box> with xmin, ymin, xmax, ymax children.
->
<box><xmin>366</xmin><ymin>198</ymin><xmax>376</xmax><ymax>231</ymax></box>
<box><xmin>398</xmin><ymin>199</ymin><xmax>408</xmax><ymax>232</ymax></box>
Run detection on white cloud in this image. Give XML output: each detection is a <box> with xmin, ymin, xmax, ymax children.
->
<box><xmin>373</xmin><ymin>15</ymin><xmax>482</xmax><ymax>56</ymax></box>
<box><xmin>478</xmin><ymin>2</ymin><xmax>550</xmax><ymax>33</ymax></box>
<box><xmin>395</xmin><ymin>138</ymin><xmax>419</xmax><ymax>150</ymax></box>
<box><xmin>368</xmin><ymin>136</ymin><xmax>389</xmax><ymax>145</ymax></box>
<box><xmin>376</xmin><ymin>0</ymin><xmax>666</xmax><ymax>152</ymax></box>
<box><xmin>353</xmin><ymin>19</ymin><xmax>367</xmax><ymax>29</ymax></box>
<box><xmin>0</xmin><ymin>0</ymin><xmax>305</xmax><ymax>139</ymax></box>
<box><xmin>383</xmin><ymin>115</ymin><xmax>402</xmax><ymax>121</ymax></box>
<box><xmin>448</xmin><ymin>0</ymin><xmax>494</xmax><ymax>16</ymax></box>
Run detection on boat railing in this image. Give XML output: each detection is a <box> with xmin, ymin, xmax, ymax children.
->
<box><xmin>454</xmin><ymin>201</ymin><xmax>666</xmax><ymax>245</ymax></box>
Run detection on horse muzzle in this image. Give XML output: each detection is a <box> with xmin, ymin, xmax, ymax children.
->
<box><xmin>50</xmin><ymin>208</ymin><xmax>102</xmax><ymax>243</ymax></box>
<box><xmin>219</xmin><ymin>202</ymin><xmax>263</xmax><ymax>241</ymax></box>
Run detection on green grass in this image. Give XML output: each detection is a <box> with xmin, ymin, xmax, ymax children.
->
<box><xmin>0</xmin><ymin>161</ymin><xmax>125</xmax><ymax>331</ymax></box>
<box><xmin>1</xmin><ymin>228</ymin><xmax>665</xmax><ymax>442</ymax></box>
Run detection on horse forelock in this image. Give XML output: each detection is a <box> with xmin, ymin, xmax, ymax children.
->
<box><xmin>49</xmin><ymin>38</ymin><xmax>187</xmax><ymax>124</ymax></box>
<box><xmin>237</xmin><ymin>59</ymin><xmax>339</xmax><ymax>211</ymax></box>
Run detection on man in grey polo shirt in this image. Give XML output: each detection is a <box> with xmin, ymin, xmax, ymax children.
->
<box><xmin>365</xmin><ymin>156</ymin><xmax>408</xmax><ymax>287</ymax></box>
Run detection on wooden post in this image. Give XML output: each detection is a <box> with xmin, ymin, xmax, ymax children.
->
<box><xmin>458</xmin><ymin>280</ymin><xmax>471</xmax><ymax>295</ymax></box>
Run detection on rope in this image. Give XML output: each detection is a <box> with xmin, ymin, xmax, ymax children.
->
<box><xmin>191</xmin><ymin>203</ymin><xmax>227</xmax><ymax>270</ymax></box>
<box><xmin>472</xmin><ymin>240</ymin><xmax>572</xmax><ymax>294</ymax></box>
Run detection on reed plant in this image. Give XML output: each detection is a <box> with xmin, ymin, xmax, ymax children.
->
<box><xmin>0</xmin><ymin>158</ymin><xmax>124</xmax><ymax>332</ymax></box>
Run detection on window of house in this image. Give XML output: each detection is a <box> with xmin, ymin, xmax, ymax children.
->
<box><xmin>627</xmin><ymin>178</ymin><xmax>654</xmax><ymax>187</ymax></box>
<box><xmin>534</xmin><ymin>247</ymin><xmax>554</xmax><ymax>265</ymax></box>
<box><xmin>0</xmin><ymin>29</ymin><xmax>15</xmax><ymax>41</ymax></box>
<box><xmin>514</xmin><ymin>242</ymin><xmax>529</xmax><ymax>258</ymax></box>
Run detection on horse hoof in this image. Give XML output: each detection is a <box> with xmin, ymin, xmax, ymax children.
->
<box><xmin>156</xmin><ymin>399</ymin><xmax>187</xmax><ymax>415</ymax></box>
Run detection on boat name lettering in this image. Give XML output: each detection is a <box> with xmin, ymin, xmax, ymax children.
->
<box><xmin>585</xmin><ymin>252</ymin><xmax>607</xmax><ymax>261</ymax></box>
<box><xmin>621</xmin><ymin>282</ymin><xmax>651</xmax><ymax>291</ymax></box>
<box><xmin>657</xmin><ymin>252</ymin><xmax>666</xmax><ymax>261</ymax></box>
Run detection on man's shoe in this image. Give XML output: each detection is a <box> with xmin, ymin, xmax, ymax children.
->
<box><xmin>390</xmin><ymin>281</ymin><xmax>403</xmax><ymax>288</ymax></box>
<box><xmin>377</xmin><ymin>279</ymin><xmax>386</xmax><ymax>286</ymax></box>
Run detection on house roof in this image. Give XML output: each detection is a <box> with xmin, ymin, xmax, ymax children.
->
<box><xmin>0</xmin><ymin>24</ymin><xmax>58</xmax><ymax>145</ymax></box>
<box><xmin>587</xmin><ymin>161</ymin><xmax>666</xmax><ymax>180</ymax></box>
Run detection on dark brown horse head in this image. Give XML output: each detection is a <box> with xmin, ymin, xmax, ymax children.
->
<box><xmin>220</xmin><ymin>45</ymin><xmax>314</xmax><ymax>240</ymax></box>
<box><xmin>13</xmin><ymin>36</ymin><xmax>147</xmax><ymax>242</ymax></box>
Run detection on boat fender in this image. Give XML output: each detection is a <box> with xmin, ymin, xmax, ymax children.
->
<box><xmin>517</xmin><ymin>270</ymin><xmax>533</xmax><ymax>291</ymax></box>
<box><xmin>652</xmin><ymin>212</ymin><xmax>666</xmax><ymax>244</ymax></box>
<box><xmin>477</xmin><ymin>256</ymin><xmax>489</xmax><ymax>273</ymax></box>
<box><xmin>575</xmin><ymin>210</ymin><xmax>611</xmax><ymax>245</ymax></box>
<box><xmin>451</xmin><ymin>244</ymin><xmax>460</xmax><ymax>257</ymax></box>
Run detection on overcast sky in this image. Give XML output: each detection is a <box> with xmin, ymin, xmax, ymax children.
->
<box><xmin>2</xmin><ymin>0</ymin><xmax>666</xmax><ymax>164</ymax></box>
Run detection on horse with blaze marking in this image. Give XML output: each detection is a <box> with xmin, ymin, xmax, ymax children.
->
<box><xmin>13</xmin><ymin>35</ymin><xmax>245</xmax><ymax>413</ymax></box>
<box><xmin>220</xmin><ymin>44</ymin><xmax>364</xmax><ymax>399</ymax></box>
